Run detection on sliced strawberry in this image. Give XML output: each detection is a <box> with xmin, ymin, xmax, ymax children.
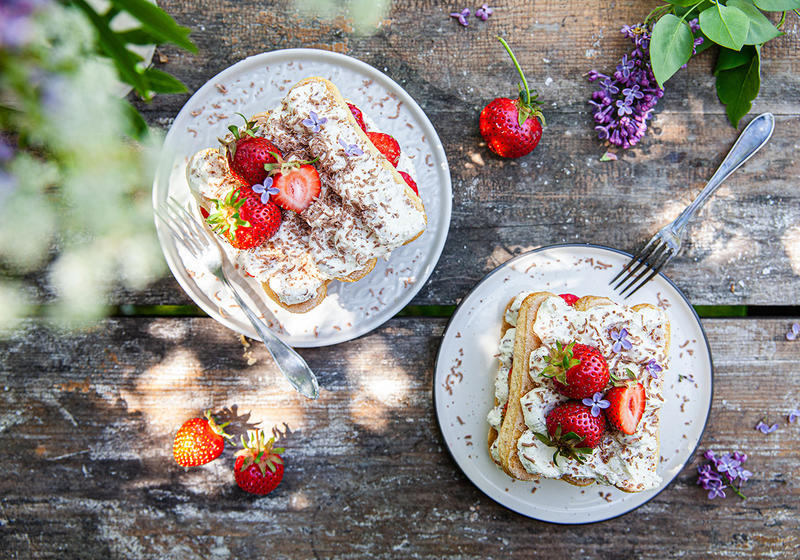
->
<box><xmin>227</xmin><ymin>136</ymin><xmax>282</xmax><ymax>186</ymax></box>
<box><xmin>397</xmin><ymin>171</ymin><xmax>419</xmax><ymax>196</ymax></box>
<box><xmin>605</xmin><ymin>382</ymin><xmax>646</xmax><ymax>435</ymax></box>
<box><xmin>272</xmin><ymin>165</ymin><xmax>322</xmax><ymax>213</ymax></box>
<box><xmin>559</xmin><ymin>293</ymin><xmax>579</xmax><ymax>306</ymax></box>
<box><xmin>199</xmin><ymin>206</ymin><xmax>209</xmax><ymax>219</ymax></box>
<box><xmin>347</xmin><ymin>103</ymin><xmax>368</xmax><ymax>132</ymax></box>
<box><xmin>367</xmin><ymin>132</ymin><xmax>401</xmax><ymax>167</ymax></box>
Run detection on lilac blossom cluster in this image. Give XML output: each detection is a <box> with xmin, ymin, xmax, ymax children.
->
<box><xmin>697</xmin><ymin>450</ymin><xmax>752</xmax><ymax>500</ymax></box>
<box><xmin>587</xmin><ymin>23</ymin><xmax>665</xmax><ymax>150</ymax></box>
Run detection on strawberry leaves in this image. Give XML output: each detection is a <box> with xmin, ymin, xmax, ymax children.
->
<box><xmin>534</xmin><ymin>426</ymin><xmax>593</xmax><ymax>465</ymax></box>
<box><xmin>541</xmin><ymin>341</ymin><xmax>581</xmax><ymax>385</ymax></box>
<box><xmin>497</xmin><ymin>36</ymin><xmax>546</xmax><ymax>127</ymax></box>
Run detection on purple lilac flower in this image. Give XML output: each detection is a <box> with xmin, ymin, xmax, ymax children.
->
<box><xmin>251</xmin><ymin>177</ymin><xmax>279</xmax><ymax>204</ymax></box>
<box><xmin>786</xmin><ymin>322</ymin><xmax>800</xmax><ymax>341</ymax></box>
<box><xmin>610</xmin><ymin>328</ymin><xmax>633</xmax><ymax>353</ymax></box>
<box><xmin>582</xmin><ymin>392</ymin><xmax>610</xmax><ymax>417</ymax></box>
<box><xmin>475</xmin><ymin>4</ymin><xmax>493</xmax><ymax>21</ymax></box>
<box><xmin>645</xmin><ymin>360</ymin><xmax>663</xmax><ymax>379</ymax></box>
<box><xmin>704</xmin><ymin>449</ymin><xmax>717</xmax><ymax>464</ymax></box>
<box><xmin>756</xmin><ymin>420</ymin><xmax>778</xmax><ymax>434</ymax></box>
<box><xmin>706</xmin><ymin>480</ymin><xmax>727</xmax><ymax>499</ymax></box>
<box><xmin>789</xmin><ymin>409</ymin><xmax>800</xmax><ymax>423</ymax></box>
<box><xmin>0</xmin><ymin>138</ymin><xmax>13</xmax><ymax>163</ymax></box>
<box><xmin>0</xmin><ymin>0</ymin><xmax>47</xmax><ymax>49</ymax></box>
<box><xmin>715</xmin><ymin>453</ymin><xmax>741</xmax><ymax>476</ymax></box>
<box><xmin>587</xmin><ymin>23</ymin><xmax>665</xmax><ymax>150</ymax></box>
<box><xmin>301</xmin><ymin>111</ymin><xmax>327</xmax><ymax>133</ymax></box>
<box><xmin>339</xmin><ymin>138</ymin><xmax>364</xmax><ymax>157</ymax></box>
<box><xmin>688</xmin><ymin>18</ymin><xmax>700</xmax><ymax>33</ymax></box>
<box><xmin>450</xmin><ymin>8</ymin><xmax>470</xmax><ymax>27</ymax></box>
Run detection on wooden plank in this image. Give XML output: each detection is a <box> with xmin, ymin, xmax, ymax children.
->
<box><xmin>106</xmin><ymin>0</ymin><xmax>800</xmax><ymax>307</ymax></box>
<box><xmin>1</xmin><ymin>317</ymin><xmax>798</xmax><ymax>557</ymax></box>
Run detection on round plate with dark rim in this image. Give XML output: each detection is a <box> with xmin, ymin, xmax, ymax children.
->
<box><xmin>153</xmin><ymin>49</ymin><xmax>451</xmax><ymax>347</ymax></box>
<box><xmin>434</xmin><ymin>244</ymin><xmax>712</xmax><ymax>524</ymax></box>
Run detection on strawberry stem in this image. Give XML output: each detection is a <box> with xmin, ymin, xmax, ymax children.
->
<box><xmin>497</xmin><ymin>36</ymin><xmax>531</xmax><ymax>106</ymax></box>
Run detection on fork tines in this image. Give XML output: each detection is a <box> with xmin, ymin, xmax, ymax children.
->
<box><xmin>610</xmin><ymin>236</ymin><xmax>674</xmax><ymax>298</ymax></box>
<box><xmin>155</xmin><ymin>197</ymin><xmax>211</xmax><ymax>259</ymax></box>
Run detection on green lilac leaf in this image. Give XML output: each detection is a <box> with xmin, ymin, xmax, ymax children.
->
<box><xmin>699</xmin><ymin>3</ymin><xmax>751</xmax><ymax>50</ymax></box>
<box><xmin>72</xmin><ymin>0</ymin><xmax>150</xmax><ymax>99</ymax></box>
<box><xmin>143</xmin><ymin>68</ymin><xmax>188</xmax><ymax>93</ymax></box>
<box><xmin>651</xmin><ymin>14</ymin><xmax>695</xmax><ymax>88</ymax></box>
<box><xmin>728</xmin><ymin>0</ymin><xmax>782</xmax><ymax>44</ymax></box>
<box><xmin>662</xmin><ymin>0</ymin><xmax>705</xmax><ymax>6</ymax></box>
<box><xmin>715</xmin><ymin>46</ymin><xmax>761</xmax><ymax>127</ymax></box>
<box><xmin>715</xmin><ymin>46</ymin><xmax>754</xmax><ymax>73</ymax></box>
<box><xmin>752</xmin><ymin>0</ymin><xmax>800</xmax><ymax>10</ymax></box>
<box><xmin>109</xmin><ymin>0</ymin><xmax>198</xmax><ymax>53</ymax></box>
<box><xmin>116</xmin><ymin>28</ymin><xmax>160</xmax><ymax>45</ymax></box>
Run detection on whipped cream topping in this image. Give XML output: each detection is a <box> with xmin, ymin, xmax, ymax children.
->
<box><xmin>487</xmin><ymin>293</ymin><xmax>669</xmax><ymax>491</ymax></box>
<box><xmin>264</xmin><ymin>80</ymin><xmax>426</xmax><ymax>250</ymax></box>
<box><xmin>184</xmin><ymin>79</ymin><xmax>426</xmax><ymax>306</ymax></box>
<box><xmin>518</xmin><ymin>296</ymin><xmax>668</xmax><ymax>491</ymax></box>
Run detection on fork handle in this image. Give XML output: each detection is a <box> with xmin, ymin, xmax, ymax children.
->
<box><xmin>222</xmin><ymin>278</ymin><xmax>320</xmax><ymax>400</ymax></box>
<box><xmin>672</xmin><ymin>112</ymin><xmax>774</xmax><ymax>234</ymax></box>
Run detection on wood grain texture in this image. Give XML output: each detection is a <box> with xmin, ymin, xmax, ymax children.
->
<box><xmin>1</xmin><ymin>317</ymin><xmax>798</xmax><ymax>558</ymax></box>
<box><xmin>111</xmin><ymin>0</ymin><xmax>800</xmax><ymax>307</ymax></box>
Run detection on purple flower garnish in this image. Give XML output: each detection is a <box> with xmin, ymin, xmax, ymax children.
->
<box><xmin>0</xmin><ymin>0</ymin><xmax>46</xmax><ymax>49</ymax></box>
<box><xmin>450</xmin><ymin>8</ymin><xmax>470</xmax><ymax>27</ymax></box>
<box><xmin>688</xmin><ymin>18</ymin><xmax>701</xmax><ymax>33</ymax></box>
<box><xmin>475</xmin><ymin>4</ymin><xmax>493</xmax><ymax>21</ymax></box>
<box><xmin>251</xmin><ymin>177</ymin><xmax>279</xmax><ymax>204</ymax></box>
<box><xmin>703</xmin><ymin>449</ymin><xmax>717</xmax><ymax>464</ymax></box>
<box><xmin>339</xmin><ymin>138</ymin><xmax>364</xmax><ymax>157</ymax></box>
<box><xmin>755</xmin><ymin>420</ymin><xmax>778</xmax><ymax>434</ymax></box>
<box><xmin>646</xmin><ymin>359</ymin><xmax>663</xmax><ymax>379</ymax></box>
<box><xmin>789</xmin><ymin>409</ymin><xmax>800</xmax><ymax>423</ymax></box>
<box><xmin>582</xmin><ymin>392</ymin><xmax>610</xmax><ymax>417</ymax></box>
<box><xmin>610</xmin><ymin>328</ymin><xmax>633</xmax><ymax>353</ymax></box>
<box><xmin>301</xmin><ymin>110</ymin><xmax>327</xmax><ymax>133</ymax></box>
<box><xmin>786</xmin><ymin>322</ymin><xmax>800</xmax><ymax>341</ymax></box>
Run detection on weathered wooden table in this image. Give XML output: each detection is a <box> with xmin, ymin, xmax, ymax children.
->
<box><xmin>2</xmin><ymin>1</ymin><xmax>799</xmax><ymax>557</ymax></box>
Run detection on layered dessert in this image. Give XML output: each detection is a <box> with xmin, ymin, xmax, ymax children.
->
<box><xmin>186</xmin><ymin>78</ymin><xmax>427</xmax><ymax>312</ymax></box>
<box><xmin>488</xmin><ymin>292</ymin><xmax>670</xmax><ymax>492</ymax></box>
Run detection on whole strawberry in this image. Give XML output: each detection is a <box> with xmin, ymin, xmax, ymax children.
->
<box><xmin>221</xmin><ymin>113</ymin><xmax>282</xmax><ymax>186</ymax></box>
<box><xmin>234</xmin><ymin>430</ymin><xmax>285</xmax><ymax>495</ymax></box>
<box><xmin>534</xmin><ymin>401</ymin><xmax>605</xmax><ymax>465</ymax></box>
<box><xmin>479</xmin><ymin>37</ymin><xmax>545</xmax><ymax>158</ymax></box>
<box><xmin>173</xmin><ymin>411</ymin><xmax>232</xmax><ymax>467</ymax></box>
<box><xmin>205</xmin><ymin>188</ymin><xmax>282</xmax><ymax>249</ymax></box>
<box><xmin>542</xmin><ymin>341</ymin><xmax>610</xmax><ymax>399</ymax></box>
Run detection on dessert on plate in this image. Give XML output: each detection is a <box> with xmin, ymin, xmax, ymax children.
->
<box><xmin>186</xmin><ymin>77</ymin><xmax>427</xmax><ymax>313</ymax></box>
<box><xmin>487</xmin><ymin>292</ymin><xmax>670</xmax><ymax>492</ymax></box>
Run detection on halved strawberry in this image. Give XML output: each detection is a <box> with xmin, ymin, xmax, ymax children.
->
<box><xmin>272</xmin><ymin>165</ymin><xmax>321</xmax><ymax>213</ymax></box>
<box><xmin>347</xmin><ymin>103</ymin><xmax>368</xmax><ymax>132</ymax></box>
<box><xmin>559</xmin><ymin>293</ymin><xmax>579</xmax><ymax>306</ymax></box>
<box><xmin>397</xmin><ymin>171</ymin><xmax>419</xmax><ymax>196</ymax></box>
<box><xmin>367</xmin><ymin>132</ymin><xmax>401</xmax><ymax>167</ymax></box>
<box><xmin>605</xmin><ymin>382</ymin><xmax>646</xmax><ymax>435</ymax></box>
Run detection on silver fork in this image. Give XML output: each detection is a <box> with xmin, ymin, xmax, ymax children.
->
<box><xmin>156</xmin><ymin>197</ymin><xmax>320</xmax><ymax>399</ymax></box>
<box><xmin>610</xmin><ymin>112</ymin><xmax>775</xmax><ymax>298</ymax></box>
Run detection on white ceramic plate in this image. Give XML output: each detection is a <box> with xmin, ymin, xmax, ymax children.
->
<box><xmin>434</xmin><ymin>244</ymin><xmax>713</xmax><ymax>524</ymax></box>
<box><xmin>153</xmin><ymin>49</ymin><xmax>452</xmax><ymax>347</ymax></box>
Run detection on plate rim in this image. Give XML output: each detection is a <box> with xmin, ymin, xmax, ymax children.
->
<box><xmin>152</xmin><ymin>48</ymin><xmax>453</xmax><ymax>348</ymax></box>
<box><xmin>433</xmin><ymin>242</ymin><xmax>714</xmax><ymax>524</ymax></box>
